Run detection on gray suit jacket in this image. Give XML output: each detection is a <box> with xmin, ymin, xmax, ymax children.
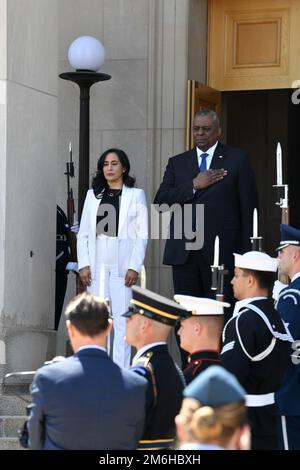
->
<box><xmin>28</xmin><ymin>348</ymin><xmax>147</xmax><ymax>450</ymax></box>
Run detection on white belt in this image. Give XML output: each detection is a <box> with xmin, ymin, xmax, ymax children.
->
<box><xmin>96</xmin><ymin>234</ymin><xmax>118</xmax><ymax>239</ymax></box>
<box><xmin>245</xmin><ymin>392</ymin><xmax>274</xmax><ymax>407</ymax></box>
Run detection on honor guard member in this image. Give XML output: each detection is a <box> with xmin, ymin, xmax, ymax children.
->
<box><xmin>123</xmin><ymin>286</ymin><xmax>188</xmax><ymax>450</ymax></box>
<box><xmin>174</xmin><ymin>296</ymin><xmax>230</xmax><ymax>384</ymax></box>
<box><xmin>176</xmin><ymin>365</ymin><xmax>249</xmax><ymax>450</ymax></box>
<box><xmin>55</xmin><ymin>205</ymin><xmax>72</xmax><ymax>331</ymax></box>
<box><xmin>275</xmin><ymin>224</ymin><xmax>300</xmax><ymax>450</ymax></box>
<box><xmin>220</xmin><ymin>251</ymin><xmax>290</xmax><ymax>450</ymax></box>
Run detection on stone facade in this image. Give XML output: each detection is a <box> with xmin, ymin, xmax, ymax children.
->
<box><xmin>0</xmin><ymin>0</ymin><xmax>210</xmax><ymax>371</ymax></box>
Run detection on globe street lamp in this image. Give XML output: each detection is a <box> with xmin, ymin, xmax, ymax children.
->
<box><xmin>59</xmin><ymin>36</ymin><xmax>111</xmax><ymax>217</ymax></box>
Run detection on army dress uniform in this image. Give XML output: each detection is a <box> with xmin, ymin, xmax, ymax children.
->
<box><xmin>132</xmin><ymin>343</ymin><xmax>184</xmax><ymax>450</ymax></box>
<box><xmin>123</xmin><ymin>287</ymin><xmax>188</xmax><ymax>450</ymax></box>
<box><xmin>275</xmin><ymin>224</ymin><xmax>300</xmax><ymax>450</ymax></box>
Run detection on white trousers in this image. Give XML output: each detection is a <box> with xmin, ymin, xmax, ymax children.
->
<box><xmin>88</xmin><ymin>236</ymin><xmax>132</xmax><ymax>368</ymax></box>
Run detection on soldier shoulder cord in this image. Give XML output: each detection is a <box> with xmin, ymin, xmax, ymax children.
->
<box><xmin>134</xmin><ymin>352</ymin><xmax>158</xmax><ymax>408</ymax></box>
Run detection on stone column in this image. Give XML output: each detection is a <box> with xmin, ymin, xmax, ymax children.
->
<box><xmin>0</xmin><ymin>0</ymin><xmax>58</xmax><ymax>380</ymax></box>
<box><xmin>147</xmin><ymin>0</ymin><xmax>190</xmax><ymax>298</ymax></box>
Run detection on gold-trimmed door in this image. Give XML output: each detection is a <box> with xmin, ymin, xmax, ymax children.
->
<box><xmin>186</xmin><ymin>80</ymin><xmax>221</xmax><ymax>150</ymax></box>
<box><xmin>208</xmin><ymin>0</ymin><xmax>300</xmax><ymax>91</ymax></box>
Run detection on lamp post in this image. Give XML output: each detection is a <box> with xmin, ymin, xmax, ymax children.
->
<box><xmin>59</xmin><ymin>36</ymin><xmax>111</xmax><ymax>217</ymax></box>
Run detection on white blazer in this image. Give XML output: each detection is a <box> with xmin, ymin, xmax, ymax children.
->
<box><xmin>77</xmin><ymin>185</ymin><xmax>148</xmax><ymax>278</ymax></box>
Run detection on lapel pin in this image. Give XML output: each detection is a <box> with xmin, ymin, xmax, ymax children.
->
<box><xmin>219</xmin><ymin>155</ymin><xmax>223</xmax><ymax>159</ymax></box>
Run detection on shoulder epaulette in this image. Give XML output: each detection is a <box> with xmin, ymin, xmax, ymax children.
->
<box><xmin>134</xmin><ymin>351</ymin><xmax>153</xmax><ymax>368</ymax></box>
<box><xmin>132</xmin><ymin>352</ymin><xmax>157</xmax><ymax>405</ymax></box>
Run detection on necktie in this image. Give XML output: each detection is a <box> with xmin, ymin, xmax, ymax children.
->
<box><xmin>199</xmin><ymin>153</ymin><xmax>209</xmax><ymax>172</ymax></box>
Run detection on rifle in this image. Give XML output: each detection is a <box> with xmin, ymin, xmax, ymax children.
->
<box><xmin>65</xmin><ymin>142</ymin><xmax>77</xmax><ymax>262</ymax></box>
<box><xmin>210</xmin><ymin>236</ymin><xmax>228</xmax><ymax>302</ymax></box>
<box><xmin>273</xmin><ymin>142</ymin><xmax>289</xmax><ymax>284</ymax></box>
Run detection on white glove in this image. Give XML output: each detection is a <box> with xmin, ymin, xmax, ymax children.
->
<box><xmin>70</xmin><ymin>212</ymin><xmax>79</xmax><ymax>234</ymax></box>
<box><xmin>272</xmin><ymin>280</ymin><xmax>286</xmax><ymax>301</ymax></box>
<box><xmin>66</xmin><ymin>261</ymin><xmax>79</xmax><ymax>273</ymax></box>
<box><xmin>44</xmin><ymin>356</ymin><xmax>65</xmax><ymax>365</ymax></box>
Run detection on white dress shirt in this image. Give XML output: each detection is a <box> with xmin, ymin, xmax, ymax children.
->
<box><xmin>291</xmin><ymin>272</ymin><xmax>300</xmax><ymax>282</ymax></box>
<box><xmin>77</xmin><ymin>345</ymin><xmax>107</xmax><ymax>353</ymax></box>
<box><xmin>196</xmin><ymin>140</ymin><xmax>219</xmax><ymax>170</ymax></box>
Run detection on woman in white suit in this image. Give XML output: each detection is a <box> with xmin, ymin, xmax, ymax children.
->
<box><xmin>77</xmin><ymin>148</ymin><xmax>148</xmax><ymax>368</ymax></box>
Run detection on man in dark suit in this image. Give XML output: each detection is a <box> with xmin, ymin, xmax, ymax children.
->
<box><xmin>154</xmin><ymin>109</ymin><xmax>258</xmax><ymax>318</ymax></box>
<box><xmin>123</xmin><ymin>286</ymin><xmax>188</xmax><ymax>450</ymax></box>
<box><xmin>28</xmin><ymin>293</ymin><xmax>147</xmax><ymax>450</ymax></box>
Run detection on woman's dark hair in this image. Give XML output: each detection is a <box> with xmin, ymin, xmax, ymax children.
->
<box><xmin>92</xmin><ymin>148</ymin><xmax>136</xmax><ymax>196</ymax></box>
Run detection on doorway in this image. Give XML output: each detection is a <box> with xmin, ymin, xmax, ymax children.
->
<box><xmin>221</xmin><ymin>88</ymin><xmax>300</xmax><ymax>254</ymax></box>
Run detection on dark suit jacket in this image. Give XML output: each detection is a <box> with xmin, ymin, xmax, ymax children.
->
<box><xmin>28</xmin><ymin>348</ymin><xmax>147</xmax><ymax>450</ymax></box>
<box><xmin>154</xmin><ymin>143</ymin><xmax>258</xmax><ymax>267</ymax></box>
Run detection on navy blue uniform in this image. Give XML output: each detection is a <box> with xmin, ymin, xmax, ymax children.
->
<box><xmin>183</xmin><ymin>350</ymin><xmax>220</xmax><ymax>385</ymax></box>
<box><xmin>275</xmin><ymin>276</ymin><xmax>300</xmax><ymax>450</ymax></box>
<box><xmin>221</xmin><ymin>299</ymin><xmax>290</xmax><ymax>450</ymax></box>
<box><xmin>55</xmin><ymin>205</ymin><xmax>71</xmax><ymax>330</ymax></box>
<box><xmin>132</xmin><ymin>344</ymin><xmax>184</xmax><ymax>450</ymax></box>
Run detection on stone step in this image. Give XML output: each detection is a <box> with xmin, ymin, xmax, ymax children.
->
<box><xmin>0</xmin><ymin>437</ymin><xmax>23</xmax><ymax>450</ymax></box>
<box><xmin>0</xmin><ymin>395</ymin><xmax>30</xmax><ymax>416</ymax></box>
<box><xmin>0</xmin><ymin>416</ymin><xmax>26</xmax><ymax>438</ymax></box>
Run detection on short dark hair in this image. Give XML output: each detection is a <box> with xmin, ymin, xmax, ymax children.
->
<box><xmin>92</xmin><ymin>148</ymin><xmax>136</xmax><ymax>196</ymax></box>
<box><xmin>241</xmin><ymin>268</ymin><xmax>275</xmax><ymax>291</ymax></box>
<box><xmin>195</xmin><ymin>109</ymin><xmax>220</xmax><ymax>129</ymax></box>
<box><xmin>65</xmin><ymin>293</ymin><xmax>110</xmax><ymax>337</ymax></box>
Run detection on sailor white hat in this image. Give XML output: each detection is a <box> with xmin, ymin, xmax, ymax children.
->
<box><xmin>174</xmin><ymin>295</ymin><xmax>230</xmax><ymax>317</ymax></box>
<box><xmin>234</xmin><ymin>251</ymin><xmax>278</xmax><ymax>272</ymax></box>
